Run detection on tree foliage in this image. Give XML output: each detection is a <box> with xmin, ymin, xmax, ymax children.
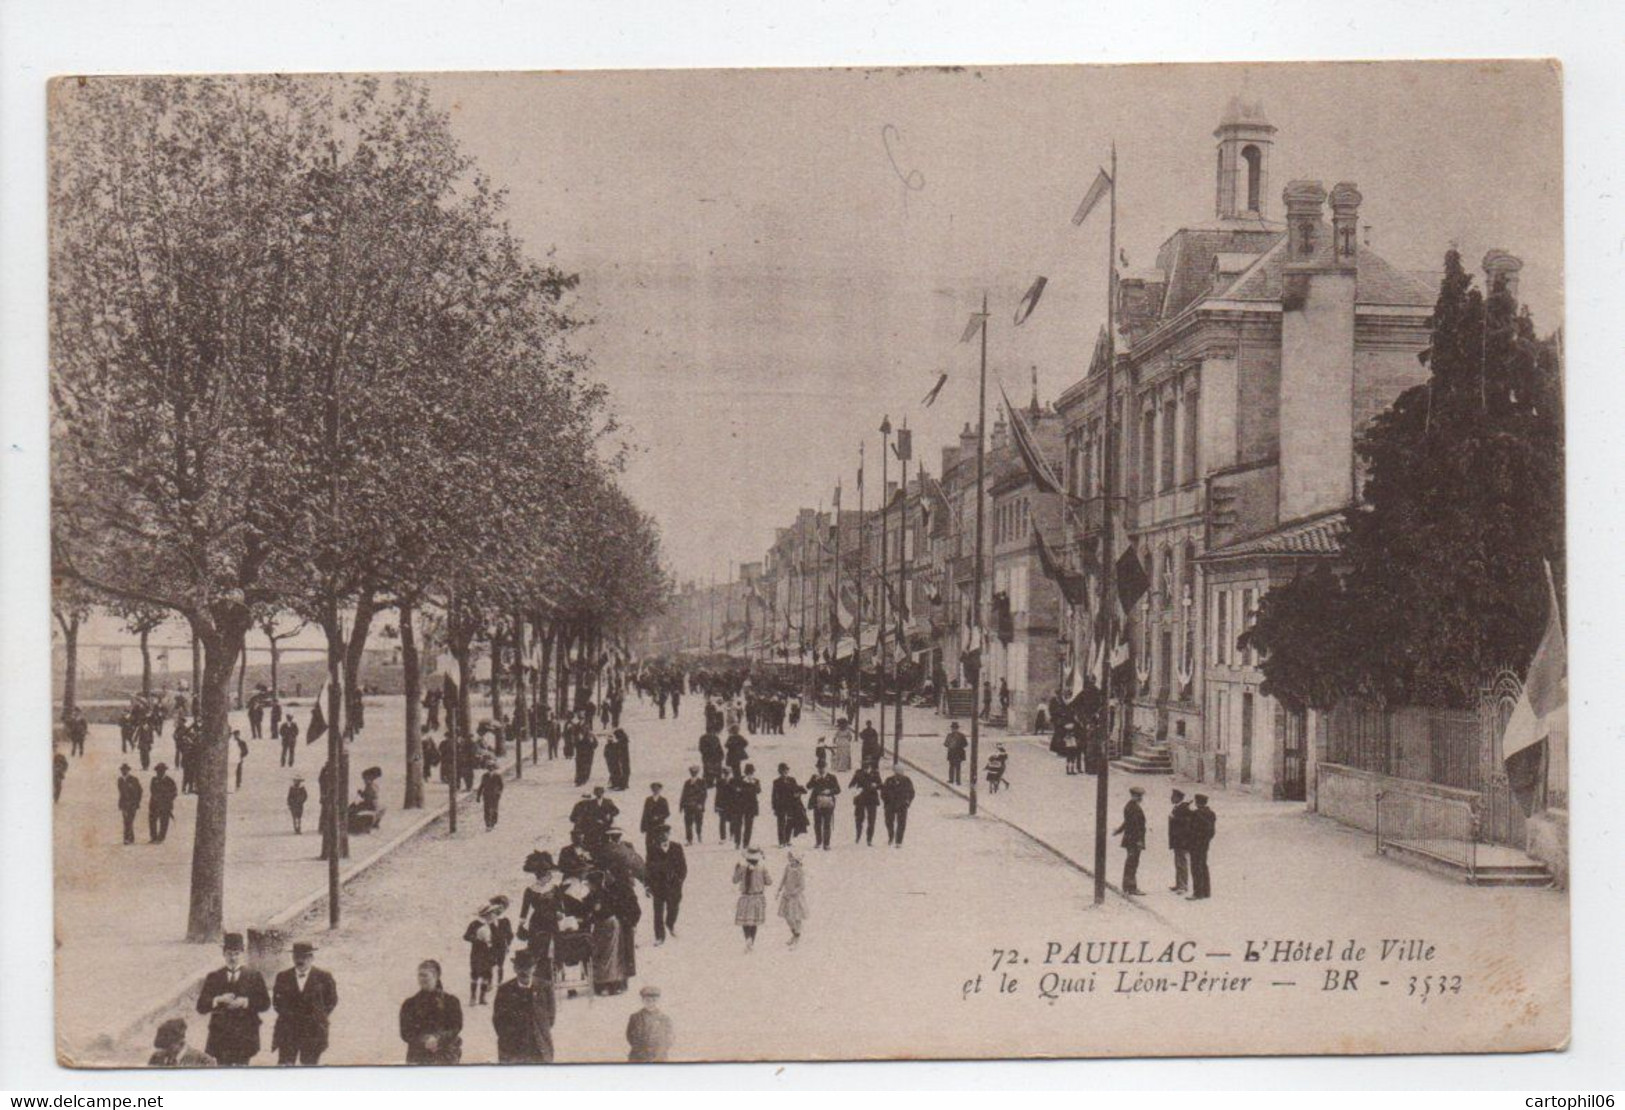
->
<box><xmin>1243</xmin><ymin>250</ymin><xmax>1564</xmax><ymax>710</ymax></box>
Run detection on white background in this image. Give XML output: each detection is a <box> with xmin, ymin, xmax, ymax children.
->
<box><xmin>2</xmin><ymin>0</ymin><xmax>1621</xmax><ymax>1093</ymax></box>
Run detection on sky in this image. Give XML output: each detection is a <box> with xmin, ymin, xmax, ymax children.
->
<box><xmin>425</xmin><ymin>61</ymin><xmax>1562</xmax><ymax>587</ymax></box>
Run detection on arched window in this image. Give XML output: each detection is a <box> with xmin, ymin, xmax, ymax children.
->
<box><xmin>1242</xmin><ymin>145</ymin><xmax>1262</xmax><ymax>213</ymax></box>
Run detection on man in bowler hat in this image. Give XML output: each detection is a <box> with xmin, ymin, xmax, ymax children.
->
<box><xmin>196</xmin><ymin>932</ymin><xmax>270</xmax><ymax>1065</ymax></box>
<box><xmin>271</xmin><ymin>941</ymin><xmax>338</xmax><ymax>1065</ymax></box>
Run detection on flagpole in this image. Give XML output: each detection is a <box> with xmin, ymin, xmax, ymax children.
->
<box><xmin>970</xmin><ymin>290</ymin><xmax>989</xmax><ymax>817</ymax></box>
<box><xmin>831</xmin><ymin>489</ymin><xmax>841</xmax><ymax>728</ymax></box>
<box><xmin>856</xmin><ymin>444</ymin><xmax>866</xmax><ymax>727</ymax></box>
<box><xmin>1093</xmin><ymin>141</ymin><xmax>1118</xmax><ymax>907</ymax></box>
<box><xmin>879</xmin><ymin>417</ymin><xmax>891</xmax><ymax>760</ymax></box>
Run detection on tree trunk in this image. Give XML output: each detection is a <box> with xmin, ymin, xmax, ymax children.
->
<box><xmin>322</xmin><ymin>615</ymin><xmax>350</xmax><ymax>866</ymax></box>
<box><xmin>59</xmin><ymin>615</ymin><xmax>80</xmax><ymax>721</ymax></box>
<box><xmin>342</xmin><ymin>586</ymin><xmax>379</xmax><ymax>739</ymax></box>
<box><xmin>191</xmin><ymin>635</ymin><xmax>201</xmax><ymax>709</ymax></box>
<box><xmin>511</xmin><ymin>611</ymin><xmax>527</xmax><ymax>747</ymax></box>
<box><xmin>489</xmin><ymin>626</ymin><xmax>505</xmax><ymax>731</ymax></box>
<box><xmin>269</xmin><ymin>635</ymin><xmax>280</xmax><ymax>696</ymax></box>
<box><xmin>140</xmin><ymin>628</ymin><xmax>153</xmax><ymax>698</ymax></box>
<box><xmin>236</xmin><ymin>647</ymin><xmax>247</xmax><ymax>710</ymax></box>
<box><xmin>400</xmin><ymin>598</ymin><xmax>424</xmax><ymax>809</ymax></box>
<box><xmin>185</xmin><ymin>615</ymin><xmax>247</xmax><ymax>942</ymax></box>
<box><xmin>536</xmin><ymin>623</ymin><xmax>553</xmax><ymax>732</ymax></box>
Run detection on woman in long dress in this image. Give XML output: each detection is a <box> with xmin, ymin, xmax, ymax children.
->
<box><xmin>732</xmin><ymin>847</ymin><xmax>773</xmax><ymax>952</ymax></box>
<box><xmin>831</xmin><ymin>718</ymin><xmax>854</xmax><ymax>773</ymax></box>
<box><xmin>586</xmin><ymin>870</ymin><xmax>630</xmax><ymax>995</ymax></box>
<box><xmin>777</xmin><ymin>851</ymin><xmax>808</xmax><ymax>947</ymax></box>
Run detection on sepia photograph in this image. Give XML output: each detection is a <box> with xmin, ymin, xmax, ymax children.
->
<box><xmin>42</xmin><ymin>58</ymin><xmax>1570</xmax><ymax>1069</ymax></box>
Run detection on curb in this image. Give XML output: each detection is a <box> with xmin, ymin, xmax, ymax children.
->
<box><xmin>103</xmin><ymin>754</ymin><xmax>525</xmax><ymax>1057</ymax></box>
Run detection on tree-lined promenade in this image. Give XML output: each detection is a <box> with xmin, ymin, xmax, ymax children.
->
<box><xmin>50</xmin><ymin>75</ymin><xmax>668</xmax><ymax>942</ymax></box>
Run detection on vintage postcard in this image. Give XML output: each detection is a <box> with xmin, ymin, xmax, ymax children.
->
<box><xmin>48</xmin><ymin>60</ymin><xmax>1567</xmax><ymax>1066</ymax></box>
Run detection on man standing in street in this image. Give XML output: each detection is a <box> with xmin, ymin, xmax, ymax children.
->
<box><xmin>196</xmin><ymin>933</ymin><xmax>270</xmax><ymax>1066</ymax></box>
<box><xmin>806</xmin><ymin>764</ymin><xmax>841</xmax><ymax>851</ymax></box>
<box><xmin>848</xmin><ymin>758</ymin><xmax>882</xmax><ymax>847</ymax></box>
<box><xmin>278</xmin><ymin>714</ymin><xmax>300</xmax><ymax>767</ymax></box>
<box><xmin>859</xmin><ymin>719</ymin><xmax>883</xmax><ymax>767</ymax></box>
<box><xmin>148</xmin><ymin>762</ymin><xmax>177</xmax><ymax>844</ymax></box>
<box><xmin>943</xmin><ymin>721</ymin><xmax>967</xmax><ymax>785</ymax></box>
<box><xmin>1112</xmin><ymin>785</ymin><xmax>1147</xmax><ymax>895</ymax></box>
<box><xmin>477</xmin><ymin>759</ymin><xmax>505</xmax><ymax>831</ymax></box>
<box><xmin>117</xmin><ymin>763</ymin><xmax>143</xmax><ymax>845</ymax></box>
<box><xmin>678</xmin><ymin>766</ymin><xmax>708</xmax><ymax>845</ymax></box>
<box><xmin>645</xmin><ymin>824</ymin><xmax>687</xmax><ymax>946</ymax></box>
<box><xmin>639</xmin><ymin>782</ymin><xmax>671</xmax><ymax>857</ymax></box>
<box><xmin>271</xmin><ymin>941</ymin><xmax>338</xmax><ymax>1065</ymax></box>
<box><xmin>881</xmin><ymin>764</ymin><xmax>916</xmax><ymax>848</ymax></box>
<box><xmin>1168</xmin><ymin>788</ymin><xmax>1193</xmax><ymax>895</ymax></box>
<box><xmin>1188</xmin><ymin>793</ymin><xmax>1217</xmax><ymax>900</ymax></box>
<box><xmin>491</xmin><ymin>950</ymin><xmax>555</xmax><ymax>1063</ymax></box>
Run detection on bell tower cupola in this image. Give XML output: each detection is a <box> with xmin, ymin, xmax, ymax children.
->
<box><xmin>1214</xmin><ymin>96</ymin><xmax>1276</xmax><ymax>221</ymax></box>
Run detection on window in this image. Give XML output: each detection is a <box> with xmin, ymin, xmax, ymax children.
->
<box><xmin>1242</xmin><ymin>587</ymin><xmax>1259</xmax><ymax>666</ymax></box>
<box><xmin>1242</xmin><ymin>145</ymin><xmax>1262</xmax><ymax>213</ymax></box>
<box><xmin>1140</xmin><ymin>406</ymin><xmax>1156</xmax><ymax>498</ymax></box>
<box><xmin>1214</xmin><ymin>588</ymin><xmax>1230</xmax><ymax>666</ymax></box>
<box><xmin>1161</xmin><ymin>397</ymin><xmax>1177</xmax><ymax>491</ymax></box>
<box><xmin>1182</xmin><ymin>387</ymin><xmax>1200</xmax><ymax>484</ymax></box>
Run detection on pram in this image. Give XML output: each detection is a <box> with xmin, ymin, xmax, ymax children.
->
<box><xmin>550</xmin><ymin>928</ymin><xmax>595</xmax><ymax>999</ymax></box>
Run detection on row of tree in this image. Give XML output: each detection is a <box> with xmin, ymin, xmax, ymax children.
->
<box><xmin>50</xmin><ymin>75</ymin><xmax>668</xmax><ymax>941</ymax></box>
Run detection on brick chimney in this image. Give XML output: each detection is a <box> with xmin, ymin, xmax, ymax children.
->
<box><xmin>1329</xmin><ymin>182</ymin><xmax>1362</xmax><ymax>268</ymax></box>
<box><xmin>1482</xmin><ymin>249</ymin><xmax>1523</xmax><ymax>301</ymax></box>
<box><xmin>1282</xmin><ymin>180</ymin><xmax>1327</xmax><ymax>262</ymax></box>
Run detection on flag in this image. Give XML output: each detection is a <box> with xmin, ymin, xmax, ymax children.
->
<box><xmin>307</xmin><ymin>675</ymin><xmax>343</xmax><ymax>745</ymax></box>
<box><xmin>960</xmin><ymin>311</ymin><xmax>989</xmax><ymax>344</ymax></box>
<box><xmin>922</xmin><ymin>372</ymin><xmax>949</xmax><ymax>408</ymax></box>
<box><xmin>1088</xmin><ymin>325</ymin><xmax>1111</xmax><ymax>376</ymax></box>
<box><xmin>1116</xmin><ymin>544</ymin><xmax>1150</xmax><ymax>613</ymax></box>
<box><xmin>832</xmin><ymin>484</ymin><xmax>841</xmax><ymax>512</ymax></box>
<box><xmin>882</xmin><ymin>577</ymin><xmax>910</xmax><ymax>622</ymax></box>
<box><xmin>1034</xmin><ymin>527</ymin><xmax>1088</xmax><ymax>607</ymax></box>
<box><xmin>894</xmin><ymin>427</ymin><xmax>912</xmax><ymax>462</ymax></box>
<box><xmin>857</xmin><ymin>445</ymin><xmax>864</xmax><ymax>493</ymax></box>
<box><xmin>999</xmin><ymin>382</ymin><xmax>1064</xmax><ymax>495</ymax></box>
<box><xmin>1013</xmin><ymin>275</ymin><xmax>1048</xmax><ymax>325</ymax></box>
<box><xmin>1072</xmin><ymin>167</ymin><xmax>1112</xmax><ymax>227</ymax></box>
<box><xmin>993</xmin><ymin>591</ymin><xmax>1015</xmax><ymax>644</ymax></box>
<box><xmin>1503</xmin><ymin>564</ymin><xmax>1567</xmax><ymax>763</ymax></box>
<box><xmin>962</xmin><ymin>622</ymin><xmax>983</xmax><ymax>670</ymax></box>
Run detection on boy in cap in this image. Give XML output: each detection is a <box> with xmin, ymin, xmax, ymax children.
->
<box><xmin>271</xmin><ymin>941</ymin><xmax>338</xmax><ymax>1065</ymax></box>
<box><xmin>464</xmin><ymin>901</ymin><xmax>503</xmax><ymax>1006</ymax></box>
<box><xmin>626</xmin><ymin>985</ymin><xmax>674</xmax><ymax>1061</ymax></box>
<box><xmin>196</xmin><ymin>932</ymin><xmax>270</xmax><ymax>1065</ymax></box>
<box><xmin>1112</xmin><ymin>786</ymin><xmax>1148</xmax><ymax>896</ymax></box>
<box><xmin>149</xmin><ymin>1017</ymin><xmax>215</xmax><ymax>1067</ymax></box>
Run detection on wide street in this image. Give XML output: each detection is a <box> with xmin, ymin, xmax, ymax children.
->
<box><xmin>59</xmin><ymin>688</ymin><xmax>1565</xmax><ymax>1064</ymax></box>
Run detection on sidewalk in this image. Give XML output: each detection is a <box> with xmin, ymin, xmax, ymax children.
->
<box><xmin>53</xmin><ymin>697</ymin><xmax>490</xmax><ymax>1058</ymax></box>
<box><xmin>895</xmin><ymin>715</ymin><xmax>1567</xmax><ymax>971</ymax></box>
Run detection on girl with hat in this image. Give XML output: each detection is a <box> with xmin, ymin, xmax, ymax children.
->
<box><xmin>777</xmin><ymin>850</ymin><xmax>809</xmax><ymax>947</ymax></box>
<box><xmin>731</xmin><ymin>847</ymin><xmax>773</xmax><ymax>951</ymax></box>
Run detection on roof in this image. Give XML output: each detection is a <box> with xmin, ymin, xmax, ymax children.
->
<box><xmin>1155</xmin><ymin>226</ymin><xmax>1284</xmax><ymax>319</ymax></box>
<box><xmin>1218</xmin><ymin>230</ymin><xmax>1437</xmax><ymax>308</ymax></box>
<box><xmin>1201</xmin><ymin>510</ymin><xmax>1348</xmax><ymax>562</ymax></box>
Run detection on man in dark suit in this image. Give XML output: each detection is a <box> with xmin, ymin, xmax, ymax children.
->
<box><xmin>1112</xmin><ymin>786</ymin><xmax>1147</xmax><ymax>895</ymax></box>
<box><xmin>196</xmin><ymin>933</ymin><xmax>270</xmax><ymax>1065</ymax></box>
<box><xmin>117</xmin><ymin>763</ymin><xmax>143</xmax><ymax>845</ymax></box>
<box><xmin>148</xmin><ymin>763</ymin><xmax>178</xmax><ymax>844</ymax></box>
<box><xmin>491</xmin><ymin>950</ymin><xmax>555</xmax><ymax>1063</ymax></box>
<box><xmin>881</xmin><ymin>765</ymin><xmax>916</xmax><ymax>848</ymax></box>
<box><xmin>1168</xmin><ymin>789</ymin><xmax>1194</xmax><ymax>894</ymax></box>
<box><xmin>644</xmin><ymin>824</ymin><xmax>687</xmax><ymax>945</ymax></box>
<box><xmin>271</xmin><ymin>941</ymin><xmax>338</xmax><ymax>1065</ymax></box>
<box><xmin>678</xmin><ymin>766</ymin><xmax>708</xmax><ymax>845</ymax></box>
<box><xmin>639</xmin><ymin>783</ymin><xmax>671</xmax><ymax>856</ymax></box>
<box><xmin>1188</xmin><ymin>793</ymin><xmax>1217</xmax><ymax>900</ymax></box>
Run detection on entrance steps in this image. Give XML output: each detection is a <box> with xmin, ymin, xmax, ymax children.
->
<box><xmin>1382</xmin><ymin>837</ymin><xmax>1555</xmax><ymax>887</ymax></box>
<box><xmin>1111</xmin><ymin>739</ymin><xmax>1173</xmax><ymax>775</ymax></box>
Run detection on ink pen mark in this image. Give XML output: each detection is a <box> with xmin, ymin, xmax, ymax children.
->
<box><xmin>882</xmin><ymin>123</ymin><xmax>926</xmax><ymax>212</ymax></box>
